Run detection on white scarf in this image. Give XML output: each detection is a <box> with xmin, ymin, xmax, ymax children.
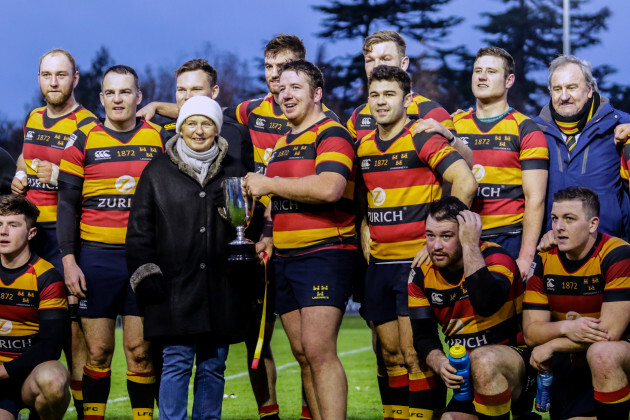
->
<box><xmin>176</xmin><ymin>136</ymin><xmax>219</xmax><ymax>183</ymax></box>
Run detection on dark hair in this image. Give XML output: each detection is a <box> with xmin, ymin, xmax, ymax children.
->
<box><xmin>368</xmin><ymin>65</ymin><xmax>411</xmax><ymax>95</ymax></box>
<box><xmin>264</xmin><ymin>34</ymin><xmax>306</xmax><ymax>60</ymax></box>
<box><xmin>363</xmin><ymin>30</ymin><xmax>406</xmax><ymax>58</ymax></box>
<box><xmin>102</xmin><ymin>65</ymin><xmax>140</xmax><ymax>91</ymax></box>
<box><xmin>0</xmin><ymin>195</ymin><xmax>40</xmax><ymax>229</ymax></box>
<box><xmin>427</xmin><ymin>196</ymin><xmax>469</xmax><ymax>224</ymax></box>
<box><xmin>476</xmin><ymin>46</ymin><xmax>515</xmax><ymax>78</ymax></box>
<box><xmin>40</xmin><ymin>48</ymin><xmax>77</xmax><ymax>74</ymax></box>
<box><xmin>175</xmin><ymin>58</ymin><xmax>218</xmax><ymax>87</ymax></box>
<box><xmin>279</xmin><ymin>59</ymin><xmax>324</xmax><ymax>93</ymax></box>
<box><xmin>553</xmin><ymin>186</ymin><xmax>600</xmax><ymax>219</ymax></box>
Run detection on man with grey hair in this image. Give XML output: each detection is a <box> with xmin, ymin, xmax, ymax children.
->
<box><xmin>534</xmin><ymin>55</ymin><xmax>630</xmax><ymax>239</ymax></box>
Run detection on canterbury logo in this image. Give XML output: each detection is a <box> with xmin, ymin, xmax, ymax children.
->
<box><xmin>360</xmin><ymin>159</ymin><xmax>370</xmax><ymax>170</ymax></box>
<box><xmin>360</xmin><ymin>117</ymin><xmax>372</xmax><ymax>126</ymax></box>
<box><xmin>94</xmin><ymin>150</ymin><xmax>111</xmax><ymax>160</ymax></box>
<box><xmin>255</xmin><ymin>118</ymin><xmax>266</xmax><ymax>128</ymax></box>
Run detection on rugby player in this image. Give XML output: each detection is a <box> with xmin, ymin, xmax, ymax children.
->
<box><xmin>11</xmin><ymin>48</ymin><xmax>97</xmax><ymax>418</ymax></box>
<box><xmin>356</xmin><ymin>65</ymin><xmax>476</xmax><ymax>418</ymax></box>
<box><xmin>57</xmin><ymin>65</ymin><xmax>167</xmax><ymax>420</ymax></box>
<box><xmin>0</xmin><ymin>194</ymin><xmax>70</xmax><ymax>420</ymax></box>
<box><xmin>524</xmin><ymin>186</ymin><xmax>630</xmax><ymax>419</ymax></box>
<box><xmin>243</xmin><ymin>59</ymin><xmax>355</xmax><ymax>420</ymax></box>
<box><xmin>409</xmin><ymin>196</ymin><xmax>535</xmax><ymax>419</ymax></box>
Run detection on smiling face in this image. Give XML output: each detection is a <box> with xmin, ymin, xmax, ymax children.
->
<box><xmin>425</xmin><ymin>215</ymin><xmax>463</xmax><ymax>271</ymax></box>
<box><xmin>175</xmin><ymin>70</ymin><xmax>219</xmax><ymax>110</ymax></box>
<box><xmin>0</xmin><ymin>214</ymin><xmax>36</xmax><ymax>262</ymax></box>
<box><xmin>100</xmin><ymin>72</ymin><xmax>142</xmax><ymax>130</ymax></box>
<box><xmin>278</xmin><ymin>70</ymin><xmax>321</xmax><ymax>128</ymax></box>
<box><xmin>367</xmin><ymin>79</ymin><xmax>411</xmax><ymax>130</ymax></box>
<box><xmin>471</xmin><ymin>55</ymin><xmax>514</xmax><ymax>103</ymax></box>
<box><xmin>550</xmin><ymin>63</ymin><xmax>594</xmax><ymax>117</ymax></box>
<box><xmin>38</xmin><ymin>53</ymin><xmax>78</xmax><ymax>107</ymax></box>
<box><xmin>551</xmin><ymin>199</ymin><xmax>599</xmax><ymax>260</ymax></box>
<box><xmin>265</xmin><ymin>50</ymin><xmax>297</xmax><ymax>95</ymax></box>
<box><xmin>181</xmin><ymin>115</ymin><xmax>218</xmax><ymax>153</ymax></box>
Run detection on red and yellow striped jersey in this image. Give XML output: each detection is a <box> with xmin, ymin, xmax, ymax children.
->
<box><xmin>356</xmin><ymin>121</ymin><xmax>463</xmax><ymax>262</ymax></box>
<box><xmin>22</xmin><ymin>106</ymin><xmax>97</xmax><ymax>227</ymax></box>
<box><xmin>453</xmin><ymin>110</ymin><xmax>548</xmax><ymax>235</ymax></box>
<box><xmin>524</xmin><ymin>233</ymin><xmax>630</xmax><ymax>328</ymax></box>
<box><xmin>346</xmin><ymin>93</ymin><xmax>455</xmax><ymax>141</ymax></box>
<box><xmin>408</xmin><ymin>242</ymin><xmax>524</xmax><ymax>349</ymax></box>
<box><xmin>59</xmin><ymin>119</ymin><xmax>166</xmax><ymax>247</ymax></box>
<box><xmin>621</xmin><ymin>141</ymin><xmax>630</xmax><ymax>190</ymax></box>
<box><xmin>265</xmin><ymin>118</ymin><xmax>356</xmax><ymax>255</ymax></box>
<box><xmin>0</xmin><ymin>254</ymin><xmax>67</xmax><ymax>364</ymax></box>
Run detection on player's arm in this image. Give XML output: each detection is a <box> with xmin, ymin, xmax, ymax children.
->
<box><xmin>411</xmin><ymin>119</ymin><xmax>474</xmax><ymax>167</ymax></box>
<box><xmin>442</xmin><ymin>159</ymin><xmax>477</xmax><ymax>207</ymax></box>
<box><xmin>255</xmin><ymin>204</ymin><xmax>274</xmax><ymax>260</ymax></box>
<box><xmin>614</xmin><ymin>122</ymin><xmax>630</xmax><ymax>146</ymax></box>
<box><xmin>11</xmin><ymin>153</ymin><xmax>28</xmax><ymax>195</ymax></box>
<box><xmin>245</xmin><ymin>171</ymin><xmax>346</xmax><ymax>204</ymax></box>
<box><xmin>136</xmin><ymin>102</ymin><xmax>178</xmax><ymax>120</ymax></box>
<box><xmin>517</xmin><ymin>168</ymin><xmax>548</xmax><ymax>278</ymax></box>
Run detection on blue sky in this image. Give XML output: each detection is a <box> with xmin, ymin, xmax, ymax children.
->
<box><xmin>1</xmin><ymin>0</ymin><xmax>627</xmax><ymax>121</ymax></box>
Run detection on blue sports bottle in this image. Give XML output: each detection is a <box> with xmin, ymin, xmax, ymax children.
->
<box><xmin>448</xmin><ymin>344</ymin><xmax>473</xmax><ymax>401</ymax></box>
<box><xmin>535</xmin><ymin>371</ymin><xmax>553</xmax><ymax>412</ymax></box>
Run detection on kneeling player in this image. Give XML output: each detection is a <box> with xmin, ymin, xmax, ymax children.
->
<box><xmin>524</xmin><ymin>186</ymin><xmax>630</xmax><ymax>419</ymax></box>
<box><xmin>0</xmin><ymin>195</ymin><xmax>70</xmax><ymax>420</ymax></box>
<box><xmin>409</xmin><ymin>197</ymin><xmax>536</xmax><ymax>419</ymax></box>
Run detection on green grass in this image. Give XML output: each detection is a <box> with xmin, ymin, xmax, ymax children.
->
<box><xmin>56</xmin><ymin>315</ymin><xmax>550</xmax><ymax>419</ymax></box>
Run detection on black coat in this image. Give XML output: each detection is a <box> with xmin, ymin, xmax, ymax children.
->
<box><xmin>126</xmin><ymin>135</ymin><xmax>257</xmax><ymax>343</ymax></box>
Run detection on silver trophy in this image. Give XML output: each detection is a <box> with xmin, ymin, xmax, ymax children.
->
<box><xmin>223</xmin><ymin>177</ymin><xmax>257</xmax><ymax>261</ymax></box>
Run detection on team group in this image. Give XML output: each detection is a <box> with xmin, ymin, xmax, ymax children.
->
<box><xmin>0</xmin><ymin>29</ymin><xmax>630</xmax><ymax>420</ymax></box>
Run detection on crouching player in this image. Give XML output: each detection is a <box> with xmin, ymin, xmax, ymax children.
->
<box><xmin>409</xmin><ymin>197</ymin><xmax>536</xmax><ymax>419</ymax></box>
<box><xmin>0</xmin><ymin>194</ymin><xmax>70</xmax><ymax>419</ymax></box>
<box><xmin>524</xmin><ymin>186</ymin><xmax>630</xmax><ymax>419</ymax></box>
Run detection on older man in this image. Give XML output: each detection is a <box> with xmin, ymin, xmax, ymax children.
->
<box><xmin>534</xmin><ymin>55</ymin><xmax>630</xmax><ymax>239</ymax></box>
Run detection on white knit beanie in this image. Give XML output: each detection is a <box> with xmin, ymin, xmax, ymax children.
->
<box><xmin>176</xmin><ymin>96</ymin><xmax>223</xmax><ymax>134</ymax></box>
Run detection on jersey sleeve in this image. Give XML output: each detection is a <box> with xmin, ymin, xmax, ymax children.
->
<box><xmin>225</xmin><ymin>99</ymin><xmax>255</xmax><ymax>127</ymax></box>
<box><xmin>408</xmin><ymin>268</ymin><xmax>433</xmax><ymax>320</ymax></box>
<box><xmin>621</xmin><ymin>141</ymin><xmax>630</xmax><ymax>188</ymax></box>
<box><xmin>322</xmin><ymin>105</ymin><xmax>340</xmax><ymax>123</ymax></box>
<box><xmin>315</xmin><ymin>126</ymin><xmax>355</xmax><ymax>179</ymax></box>
<box><xmin>412</xmin><ymin>132</ymin><xmax>463</xmax><ymax>176</ymax></box>
<box><xmin>601</xmin><ymin>243</ymin><xmax>630</xmax><ymax>302</ymax></box>
<box><xmin>58</xmin><ymin>128</ymin><xmax>88</xmax><ymax>189</ymax></box>
<box><xmin>414</xmin><ymin>100</ymin><xmax>456</xmax><ymax>134</ymax></box>
<box><xmin>346</xmin><ymin>107</ymin><xmax>359</xmax><ymax>139</ymax></box>
<box><xmin>523</xmin><ymin>253</ymin><xmax>548</xmax><ymax>311</ymax></box>
<box><xmin>37</xmin><ymin>267</ymin><xmax>68</xmax><ymax>311</ymax></box>
<box><xmin>518</xmin><ymin>119</ymin><xmax>549</xmax><ymax>171</ymax></box>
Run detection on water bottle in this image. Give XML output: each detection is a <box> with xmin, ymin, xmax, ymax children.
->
<box><xmin>535</xmin><ymin>371</ymin><xmax>553</xmax><ymax>412</ymax></box>
<box><xmin>448</xmin><ymin>344</ymin><xmax>473</xmax><ymax>401</ymax></box>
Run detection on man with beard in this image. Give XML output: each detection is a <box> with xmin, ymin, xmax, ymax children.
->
<box><xmin>11</xmin><ymin>49</ymin><xmax>97</xmax><ymax>418</ymax></box>
<box><xmin>534</xmin><ymin>55</ymin><xmax>630</xmax><ymax>239</ymax></box>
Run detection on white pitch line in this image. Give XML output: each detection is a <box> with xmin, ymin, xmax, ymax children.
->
<box><xmin>66</xmin><ymin>345</ymin><xmax>372</xmax><ymax>411</ymax></box>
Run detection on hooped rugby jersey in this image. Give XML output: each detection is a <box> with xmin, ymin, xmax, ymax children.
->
<box><xmin>621</xmin><ymin>141</ymin><xmax>630</xmax><ymax>191</ymax></box>
<box><xmin>59</xmin><ymin>118</ymin><xmax>166</xmax><ymax>247</ymax></box>
<box><xmin>22</xmin><ymin>106</ymin><xmax>97</xmax><ymax>227</ymax></box>
<box><xmin>453</xmin><ymin>109</ymin><xmax>548</xmax><ymax>236</ymax></box>
<box><xmin>0</xmin><ymin>253</ymin><xmax>67</xmax><ymax>364</ymax></box>
<box><xmin>356</xmin><ymin>121</ymin><xmax>463</xmax><ymax>262</ymax></box>
<box><xmin>346</xmin><ymin>92</ymin><xmax>455</xmax><ymax>141</ymax></box>
<box><xmin>265</xmin><ymin>117</ymin><xmax>356</xmax><ymax>256</ymax></box>
<box><xmin>524</xmin><ymin>233</ymin><xmax>630</xmax><ymax>334</ymax></box>
<box><xmin>408</xmin><ymin>242</ymin><xmax>524</xmax><ymax>350</ymax></box>
<box><xmin>227</xmin><ymin>93</ymin><xmax>339</xmax><ymax>174</ymax></box>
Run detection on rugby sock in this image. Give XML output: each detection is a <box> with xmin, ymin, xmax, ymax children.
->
<box><xmin>299</xmin><ymin>405</ymin><xmax>312</xmax><ymax>419</ymax></box>
<box><xmin>259</xmin><ymin>403</ymin><xmax>280</xmax><ymax>419</ymax></box>
<box><xmin>387</xmin><ymin>365</ymin><xmax>409</xmax><ymax>419</ymax></box>
<box><xmin>594</xmin><ymin>384</ymin><xmax>630</xmax><ymax>420</ymax></box>
<box><xmin>409</xmin><ymin>369</ymin><xmax>437</xmax><ymax>419</ymax></box>
<box><xmin>377</xmin><ymin>364</ymin><xmax>393</xmax><ymax>420</ymax></box>
<box><xmin>126</xmin><ymin>370</ymin><xmax>156</xmax><ymax>419</ymax></box>
<box><xmin>473</xmin><ymin>388</ymin><xmax>511</xmax><ymax>419</ymax></box>
<box><xmin>83</xmin><ymin>365</ymin><xmax>111</xmax><ymax>420</ymax></box>
<box><xmin>70</xmin><ymin>379</ymin><xmax>84</xmax><ymax>420</ymax></box>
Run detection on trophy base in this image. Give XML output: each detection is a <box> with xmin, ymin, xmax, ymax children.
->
<box><xmin>228</xmin><ymin>240</ymin><xmax>257</xmax><ymax>262</ymax></box>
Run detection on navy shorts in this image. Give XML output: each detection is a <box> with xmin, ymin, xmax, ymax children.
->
<box><xmin>274</xmin><ymin>249</ymin><xmax>355</xmax><ymax>315</ymax></box>
<box><xmin>31</xmin><ymin>227</ymin><xmax>63</xmax><ymax>275</ymax></box>
<box><xmin>481</xmin><ymin>233</ymin><xmax>521</xmax><ymax>262</ymax></box>
<box><xmin>549</xmin><ymin>352</ymin><xmax>595</xmax><ymax>419</ymax></box>
<box><xmin>363</xmin><ymin>262</ymin><xmax>412</xmax><ymax>323</ymax></box>
<box><xmin>0</xmin><ymin>372</ymin><xmax>29</xmax><ymax>417</ymax></box>
<box><xmin>78</xmin><ymin>247</ymin><xmax>141</xmax><ymax>319</ymax></box>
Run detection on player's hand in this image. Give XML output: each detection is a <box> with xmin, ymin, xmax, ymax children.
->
<box><xmin>137</xmin><ymin>103</ymin><xmax>157</xmax><ymax>121</ymax></box>
<box><xmin>530</xmin><ymin>343</ymin><xmax>554</xmax><ymax>371</ymax></box>
<box><xmin>563</xmin><ymin>317</ymin><xmax>609</xmax><ymax>343</ymax></box>
<box><xmin>410</xmin><ymin>118</ymin><xmax>451</xmax><ymax>138</ymax></box>
<box><xmin>62</xmin><ymin>256</ymin><xmax>87</xmax><ymax>299</ymax></box>
<box><xmin>243</xmin><ymin>172</ymin><xmax>271</xmax><ymax>198</ymax></box>
<box><xmin>36</xmin><ymin>160</ymin><xmax>58</xmax><ymax>185</ymax></box>
<box><xmin>255</xmin><ymin>236</ymin><xmax>274</xmax><ymax>262</ymax></box>
<box><xmin>11</xmin><ymin>174</ymin><xmax>28</xmax><ymax>195</ymax></box>
<box><xmin>438</xmin><ymin>359</ymin><xmax>464</xmax><ymax>389</ymax></box>
<box><xmin>515</xmin><ymin>255</ymin><xmax>533</xmax><ymax>281</ymax></box>
<box><xmin>450</xmin><ymin>108</ymin><xmax>473</xmax><ymax>118</ymax></box>
<box><xmin>614</xmin><ymin>123</ymin><xmax>630</xmax><ymax>146</ymax></box>
<box><xmin>411</xmin><ymin>245</ymin><xmax>430</xmax><ymax>269</ymax></box>
<box><xmin>456</xmin><ymin>210</ymin><xmax>482</xmax><ymax>247</ymax></box>
<box><xmin>537</xmin><ymin>230</ymin><xmax>557</xmax><ymax>252</ymax></box>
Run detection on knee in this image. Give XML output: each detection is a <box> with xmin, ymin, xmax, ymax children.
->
<box><xmin>401</xmin><ymin>347</ymin><xmax>420</xmax><ymax>371</ymax></box>
<box><xmin>587</xmin><ymin>341</ymin><xmax>621</xmax><ymax>378</ymax></box>
<box><xmin>86</xmin><ymin>343</ymin><xmax>113</xmax><ymax>367</ymax></box>
<box><xmin>469</xmin><ymin>347</ymin><xmax>500</xmax><ymax>385</ymax></box>
<box><xmin>126</xmin><ymin>344</ymin><xmax>152</xmax><ymax>368</ymax></box>
<box><xmin>36</xmin><ymin>363</ymin><xmax>71</xmax><ymax>402</ymax></box>
<box><xmin>379</xmin><ymin>343</ymin><xmax>404</xmax><ymax>367</ymax></box>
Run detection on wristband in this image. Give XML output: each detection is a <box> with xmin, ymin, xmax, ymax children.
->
<box><xmin>449</xmin><ymin>134</ymin><xmax>457</xmax><ymax>146</ymax></box>
<box><xmin>14</xmin><ymin>171</ymin><xmax>26</xmax><ymax>181</ymax></box>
